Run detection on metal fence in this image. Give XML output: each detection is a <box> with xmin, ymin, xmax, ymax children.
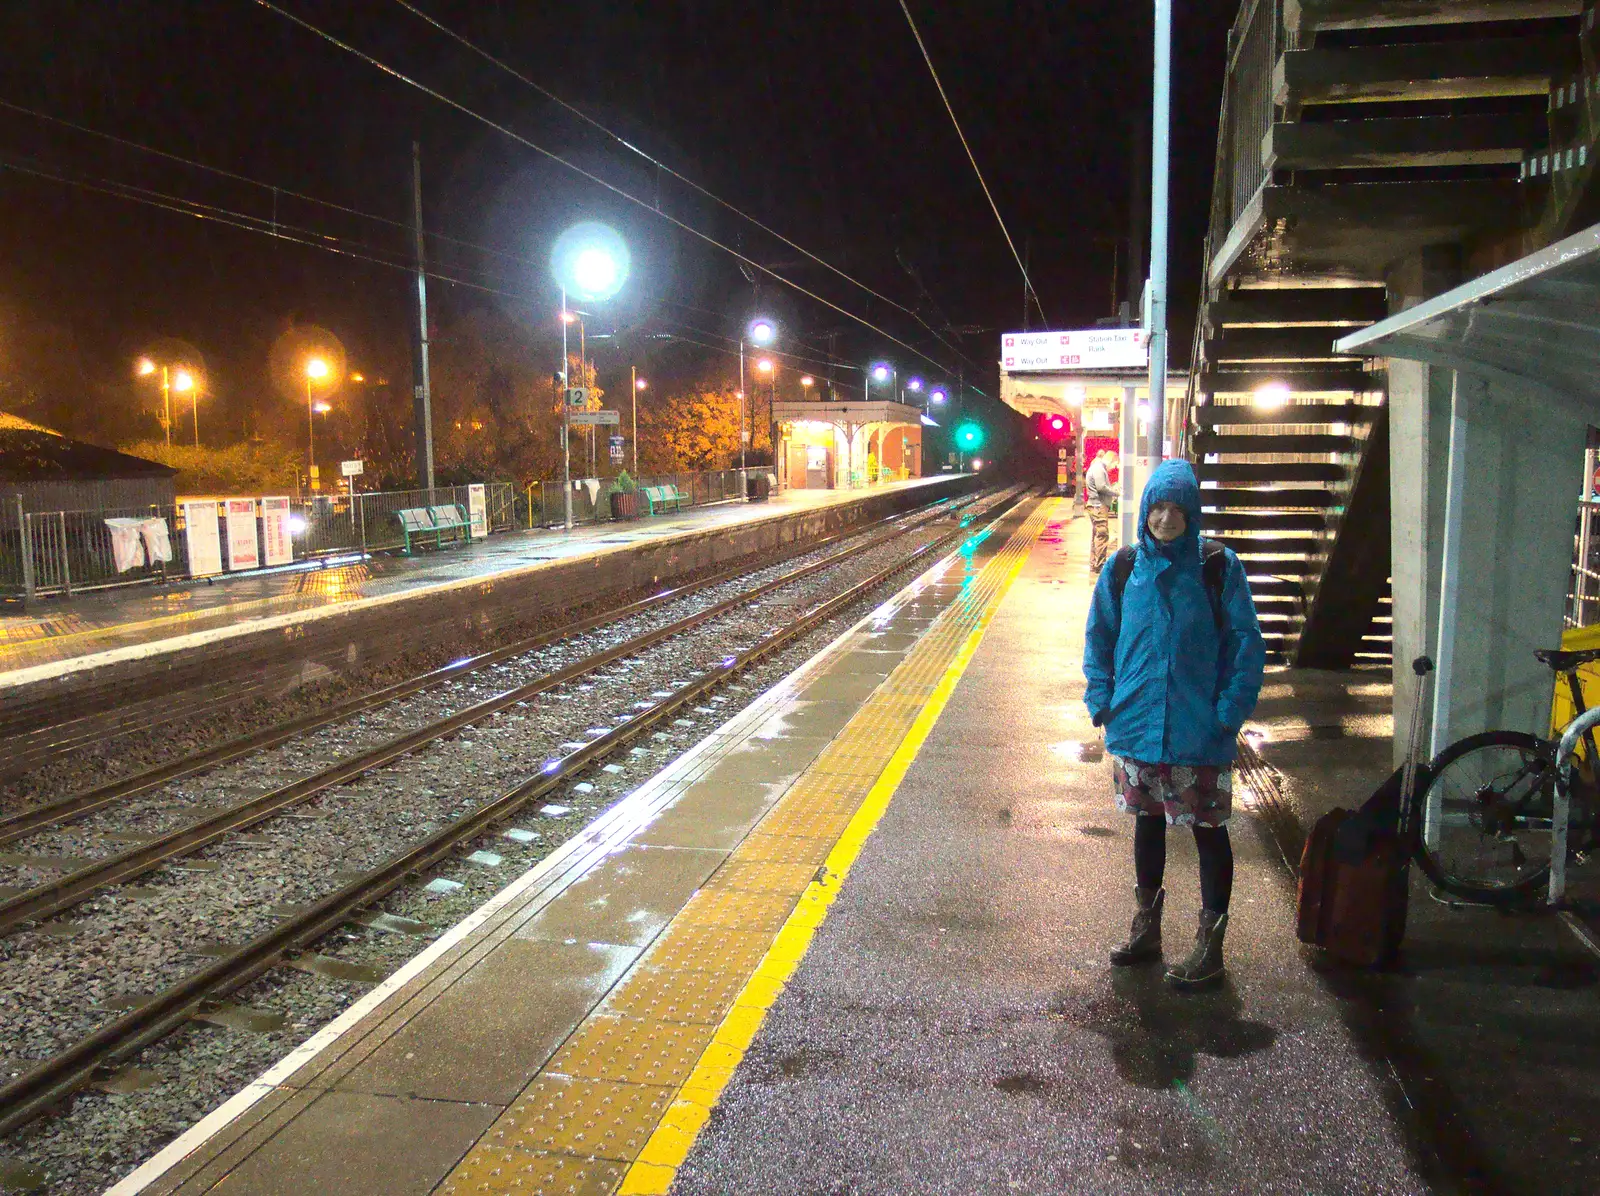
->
<box><xmin>2</xmin><ymin>481</ymin><xmax>519</xmax><ymax>600</ymax></box>
<box><xmin>1208</xmin><ymin>0</ymin><xmax>1283</xmax><ymax>256</ymax></box>
<box><xmin>519</xmin><ymin>468</ymin><xmax>752</xmax><ymax>528</ymax></box>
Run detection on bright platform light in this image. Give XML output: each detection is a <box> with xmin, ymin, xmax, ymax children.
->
<box><xmin>552</xmin><ymin>221</ymin><xmax>630</xmax><ymax>302</ymax></box>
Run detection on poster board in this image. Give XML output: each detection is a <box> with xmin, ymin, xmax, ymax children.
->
<box><xmin>224</xmin><ymin>498</ymin><xmax>260</xmax><ymax>571</ymax></box>
<box><xmin>468</xmin><ymin>483</ymin><xmax>488</xmax><ymax>538</ymax></box>
<box><xmin>262</xmin><ymin>497</ymin><xmax>294</xmax><ymax>567</ymax></box>
<box><xmin>184</xmin><ymin>500</ymin><xmax>223</xmax><ymax>578</ymax></box>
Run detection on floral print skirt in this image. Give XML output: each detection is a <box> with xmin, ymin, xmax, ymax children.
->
<box><xmin>1111</xmin><ymin>756</ymin><xmax>1233</xmax><ymax>827</ymax></box>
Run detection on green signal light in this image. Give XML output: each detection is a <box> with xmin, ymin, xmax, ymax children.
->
<box><xmin>955</xmin><ymin>421</ymin><xmax>985</xmax><ymax>450</ymax></box>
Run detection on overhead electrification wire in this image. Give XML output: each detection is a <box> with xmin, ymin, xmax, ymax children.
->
<box><xmin>386</xmin><ymin>0</ymin><xmax>976</xmax><ymax>369</ymax></box>
<box><xmin>252</xmin><ymin>0</ymin><xmax>963</xmax><ymax>379</ymax></box>
<box><xmin>0</xmin><ymin>156</ymin><xmax>532</xmax><ymax>302</ymax></box>
<box><xmin>897</xmin><ymin>0</ymin><xmax>1049</xmax><ymax>327</ymax></box>
<box><xmin>0</xmin><ymin>97</ymin><xmax>540</xmax><ymax>271</ymax></box>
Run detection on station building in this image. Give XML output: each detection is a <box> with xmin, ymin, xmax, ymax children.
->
<box><xmin>774</xmin><ymin>398</ymin><xmax>925</xmax><ymax>490</ymax></box>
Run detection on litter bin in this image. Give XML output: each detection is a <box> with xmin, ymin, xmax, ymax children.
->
<box><xmin>746</xmin><ymin>473</ymin><xmax>771</xmax><ymax>502</ymax></box>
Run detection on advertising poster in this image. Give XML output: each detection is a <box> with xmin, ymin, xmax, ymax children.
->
<box><xmin>224</xmin><ymin>498</ymin><xmax>260</xmax><ymax>571</ymax></box>
<box><xmin>262</xmin><ymin>497</ymin><xmax>294</xmax><ymax>567</ymax></box>
<box><xmin>184</xmin><ymin>500</ymin><xmax>223</xmax><ymax>578</ymax></box>
<box><xmin>468</xmin><ymin>483</ymin><xmax>488</xmax><ymax>538</ymax></box>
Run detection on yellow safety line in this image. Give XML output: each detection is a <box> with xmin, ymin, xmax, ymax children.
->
<box><xmin>616</xmin><ymin>499</ymin><xmax>1052</xmax><ymax>1195</ymax></box>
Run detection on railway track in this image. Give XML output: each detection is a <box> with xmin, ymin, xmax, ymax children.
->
<box><xmin>0</xmin><ymin>489</ymin><xmax>1028</xmax><ymax>1139</ymax></box>
<box><xmin>0</xmin><ymin>490</ymin><xmax>975</xmax><ymax>785</ymax></box>
<box><xmin>0</xmin><ymin>491</ymin><xmax>975</xmax><ymax>851</ymax></box>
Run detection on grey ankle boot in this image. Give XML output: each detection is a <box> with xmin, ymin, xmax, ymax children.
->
<box><xmin>1110</xmin><ymin>886</ymin><xmax>1164</xmax><ymax>965</ymax></box>
<box><xmin>1166</xmin><ymin>909</ymin><xmax>1228</xmax><ymax>990</ymax></box>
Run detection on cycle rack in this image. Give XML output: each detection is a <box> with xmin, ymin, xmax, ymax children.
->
<box><xmin>1553</xmin><ymin>706</ymin><xmax>1600</xmax><ymax>903</ymax></box>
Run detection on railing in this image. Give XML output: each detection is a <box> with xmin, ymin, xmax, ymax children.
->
<box><xmin>3</xmin><ymin>482</ymin><xmax>520</xmax><ymax>600</ymax></box>
<box><xmin>1568</xmin><ymin>494</ymin><xmax>1600</xmax><ymax>629</ymax></box>
<box><xmin>520</xmin><ymin>468</ymin><xmax>751</xmax><ymax>528</ymax></box>
<box><xmin>1209</xmin><ymin>0</ymin><xmax>1284</xmax><ymax>259</ymax></box>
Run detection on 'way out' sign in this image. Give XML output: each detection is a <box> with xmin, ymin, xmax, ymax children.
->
<box><xmin>1001</xmin><ymin>328</ymin><xmax>1147</xmax><ymax>373</ymax></box>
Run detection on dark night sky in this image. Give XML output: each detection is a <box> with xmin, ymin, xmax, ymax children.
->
<box><xmin>0</xmin><ymin>0</ymin><xmax>1239</xmax><ymax>446</ymax></box>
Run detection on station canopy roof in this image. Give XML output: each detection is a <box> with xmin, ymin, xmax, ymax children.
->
<box><xmin>774</xmin><ymin>399</ymin><xmax>925</xmax><ymax>427</ymax></box>
<box><xmin>0</xmin><ymin>414</ymin><xmax>178</xmax><ymax>482</ymax></box>
<box><xmin>1335</xmin><ymin>220</ymin><xmax>1600</xmax><ymax>413</ymax></box>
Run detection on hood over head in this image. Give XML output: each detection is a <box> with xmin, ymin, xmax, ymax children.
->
<box><xmin>1137</xmin><ymin>458</ymin><xmax>1202</xmax><ymax>559</ymax></box>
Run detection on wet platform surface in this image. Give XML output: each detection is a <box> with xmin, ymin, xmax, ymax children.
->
<box><xmin>0</xmin><ymin>479</ymin><xmax>945</xmax><ymax>679</ymax></box>
<box><xmin>104</xmin><ymin>497</ymin><xmax>1600</xmax><ymax>1195</ymax></box>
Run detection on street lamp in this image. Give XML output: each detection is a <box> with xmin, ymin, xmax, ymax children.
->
<box><xmin>739</xmin><ymin>318</ymin><xmax>777</xmax><ymax>483</ymax></box>
<box><xmin>930</xmin><ymin>387</ymin><xmax>947</xmax><ymax>405</ymax></box>
<box><xmin>630</xmin><ymin>368</ymin><xmax>647</xmax><ymax>474</ymax></box>
<box><xmin>800</xmin><ymin>375</ymin><xmax>815</xmax><ymax>397</ymax></box>
<box><xmin>553</xmin><ymin>222</ymin><xmax>629</xmax><ymax>529</ymax></box>
<box><xmin>136</xmin><ymin>355</ymin><xmax>201</xmax><ymax>448</ymax></box>
<box><xmin>172</xmin><ymin>369</ymin><xmax>200</xmax><ymax>447</ymax></box>
<box><xmin>306</xmin><ymin>357</ymin><xmax>329</xmax><ymax>490</ymax></box>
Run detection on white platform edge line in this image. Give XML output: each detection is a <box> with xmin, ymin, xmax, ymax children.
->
<box><xmin>4</xmin><ymin>480</ymin><xmax>950</xmax><ymax>693</ymax></box>
<box><xmin>102</xmin><ymin>523</ymin><xmax>975</xmax><ymax>1196</ymax></box>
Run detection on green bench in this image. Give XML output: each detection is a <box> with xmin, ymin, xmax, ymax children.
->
<box><xmin>640</xmin><ymin>485</ymin><xmax>685</xmax><ymax>515</ymax></box>
<box><xmin>395</xmin><ymin>504</ymin><xmax>473</xmax><ymax>554</ymax></box>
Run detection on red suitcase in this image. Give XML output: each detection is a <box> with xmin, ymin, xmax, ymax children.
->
<box><xmin>1295</xmin><ymin>657</ymin><xmax>1433</xmax><ymax>968</ymax></box>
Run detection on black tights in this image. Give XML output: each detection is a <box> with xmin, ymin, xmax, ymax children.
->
<box><xmin>1133</xmin><ymin>814</ymin><xmax>1233</xmax><ymax>913</ymax></box>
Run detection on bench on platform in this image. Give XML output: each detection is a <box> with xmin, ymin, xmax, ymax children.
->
<box><xmin>395</xmin><ymin>504</ymin><xmax>472</xmax><ymax>554</ymax></box>
<box><xmin>640</xmin><ymin>484</ymin><xmax>685</xmax><ymax>515</ymax></box>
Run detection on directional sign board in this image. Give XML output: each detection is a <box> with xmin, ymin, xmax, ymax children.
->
<box><xmin>568</xmin><ymin>409</ymin><xmax>620</xmax><ymax>426</ymax></box>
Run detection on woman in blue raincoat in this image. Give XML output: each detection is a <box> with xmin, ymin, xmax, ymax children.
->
<box><xmin>1083</xmin><ymin>458</ymin><xmax>1265</xmax><ymax>989</ymax></box>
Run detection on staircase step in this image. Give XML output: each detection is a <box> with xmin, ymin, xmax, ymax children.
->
<box><xmin>1206</xmin><ymin>511</ymin><xmax>1329</xmax><ymax>532</ymax></box>
<box><xmin>1201</xmin><ymin>367</ymin><xmax>1381</xmax><ymax>395</ymax></box>
<box><xmin>1207</xmin><ymin>288</ymin><xmax>1387</xmax><ymax>327</ymax></box>
<box><xmin>1214</xmin><ymin>544</ymin><xmax>1319</xmax><ymax>569</ymax></box>
<box><xmin>1197</xmin><ymin>461</ymin><xmax>1347</xmax><ymax>483</ymax></box>
<box><xmin>1194</xmin><ymin>432</ymin><xmax>1363</xmax><ymax>455</ymax></box>
<box><xmin>1288</xmin><ymin>1</ymin><xmax>1584</xmax><ymax>34</ymax></box>
<box><xmin>1204</xmin><ymin>326</ymin><xmax>1368</xmax><ymax>362</ymax></box>
<box><xmin>1277</xmin><ymin>36</ymin><xmax>1575</xmax><ymax>106</ymax></box>
<box><xmin>1253</xmin><ymin>597</ymin><xmax>1304</xmax><ymax>615</ymax></box>
<box><xmin>1200</xmin><ymin>487</ymin><xmax>1335</xmax><ymax>508</ymax></box>
<box><xmin>1243</xmin><ymin>578</ymin><xmax>1307</xmax><ymax>597</ymax></box>
<box><xmin>1263</xmin><ymin>113</ymin><xmax>1546</xmax><ymax>171</ymax></box>
<box><xmin>1195</xmin><ymin>403</ymin><xmax>1378</xmax><ymax>427</ymax></box>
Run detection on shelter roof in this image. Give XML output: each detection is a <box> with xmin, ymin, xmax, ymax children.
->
<box><xmin>1335</xmin><ymin>221</ymin><xmax>1600</xmax><ymax>411</ymax></box>
<box><xmin>0</xmin><ymin>421</ymin><xmax>177</xmax><ymax>483</ymax></box>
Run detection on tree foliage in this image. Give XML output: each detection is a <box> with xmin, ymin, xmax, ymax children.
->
<box><xmin>120</xmin><ymin>440</ymin><xmax>300</xmax><ymax>496</ymax></box>
<box><xmin>636</xmin><ymin>385</ymin><xmax>770</xmax><ymax>473</ymax></box>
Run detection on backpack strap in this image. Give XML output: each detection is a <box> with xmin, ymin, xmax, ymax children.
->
<box><xmin>1109</xmin><ymin>545</ymin><xmax>1138</xmax><ymax>609</ymax></box>
<box><xmin>1201</xmin><ymin>539</ymin><xmax>1229</xmax><ymax>635</ymax></box>
<box><xmin>1110</xmin><ymin>539</ymin><xmax>1230</xmax><ymax>636</ymax></box>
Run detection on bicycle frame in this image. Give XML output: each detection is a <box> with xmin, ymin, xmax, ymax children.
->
<box><xmin>1552</xmin><ymin>705</ymin><xmax>1600</xmax><ymax>903</ymax></box>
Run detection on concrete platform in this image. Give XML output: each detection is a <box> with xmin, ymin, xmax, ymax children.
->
<box><xmin>100</xmin><ymin>497</ymin><xmax>1600</xmax><ymax>1196</ymax></box>
<box><xmin>0</xmin><ymin>480</ymin><xmax>952</xmax><ymax>680</ymax></box>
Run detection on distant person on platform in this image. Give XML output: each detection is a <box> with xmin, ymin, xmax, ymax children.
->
<box><xmin>1082</xmin><ymin>458</ymin><xmax>1266</xmax><ymax>990</ymax></box>
<box><xmin>1084</xmin><ymin>449</ymin><xmax>1118</xmax><ymax>572</ymax></box>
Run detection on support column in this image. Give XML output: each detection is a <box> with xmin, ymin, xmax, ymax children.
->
<box><xmin>1386</xmin><ymin>246</ymin><xmax>1461</xmax><ymax>766</ymax></box>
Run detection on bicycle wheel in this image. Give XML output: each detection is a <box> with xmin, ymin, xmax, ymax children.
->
<box><xmin>1413</xmin><ymin>730</ymin><xmax>1554</xmax><ymax>903</ymax></box>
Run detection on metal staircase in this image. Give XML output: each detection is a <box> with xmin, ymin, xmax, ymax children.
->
<box><xmin>1183</xmin><ymin>0</ymin><xmax>1587</xmax><ymax>665</ymax></box>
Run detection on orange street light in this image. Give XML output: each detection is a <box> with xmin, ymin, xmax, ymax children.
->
<box><xmin>136</xmin><ymin>357</ymin><xmax>157</xmax><ymax>377</ymax></box>
<box><xmin>349</xmin><ymin>372</ymin><xmax>365</xmax><ymax>383</ymax></box>
<box><xmin>313</xmin><ymin>401</ymin><xmax>332</xmax><ymax>414</ymax></box>
<box><xmin>305</xmin><ymin>357</ymin><xmax>332</xmax><ymax>488</ymax></box>
<box><xmin>756</xmin><ymin>358</ymin><xmax>774</xmax><ymax>375</ymax></box>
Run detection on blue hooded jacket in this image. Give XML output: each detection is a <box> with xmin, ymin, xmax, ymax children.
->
<box><xmin>1082</xmin><ymin>459</ymin><xmax>1266</xmax><ymax>766</ymax></box>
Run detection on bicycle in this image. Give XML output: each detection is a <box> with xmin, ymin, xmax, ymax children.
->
<box><xmin>1413</xmin><ymin>647</ymin><xmax>1600</xmax><ymax>904</ymax></box>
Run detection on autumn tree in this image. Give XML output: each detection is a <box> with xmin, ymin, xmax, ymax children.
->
<box><xmin>636</xmin><ymin>385</ymin><xmax>770</xmax><ymax>473</ymax></box>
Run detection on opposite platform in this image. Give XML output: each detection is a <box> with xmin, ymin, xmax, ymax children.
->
<box><xmin>0</xmin><ymin>479</ymin><xmax>952</xmax><ymax>681</ymax></box>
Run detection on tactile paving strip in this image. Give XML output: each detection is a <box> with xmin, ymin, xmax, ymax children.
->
<box><xmin>439</xmin><ymin>499</ymin><xmax>1054</xmax><ymax>1195</ymax></box>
